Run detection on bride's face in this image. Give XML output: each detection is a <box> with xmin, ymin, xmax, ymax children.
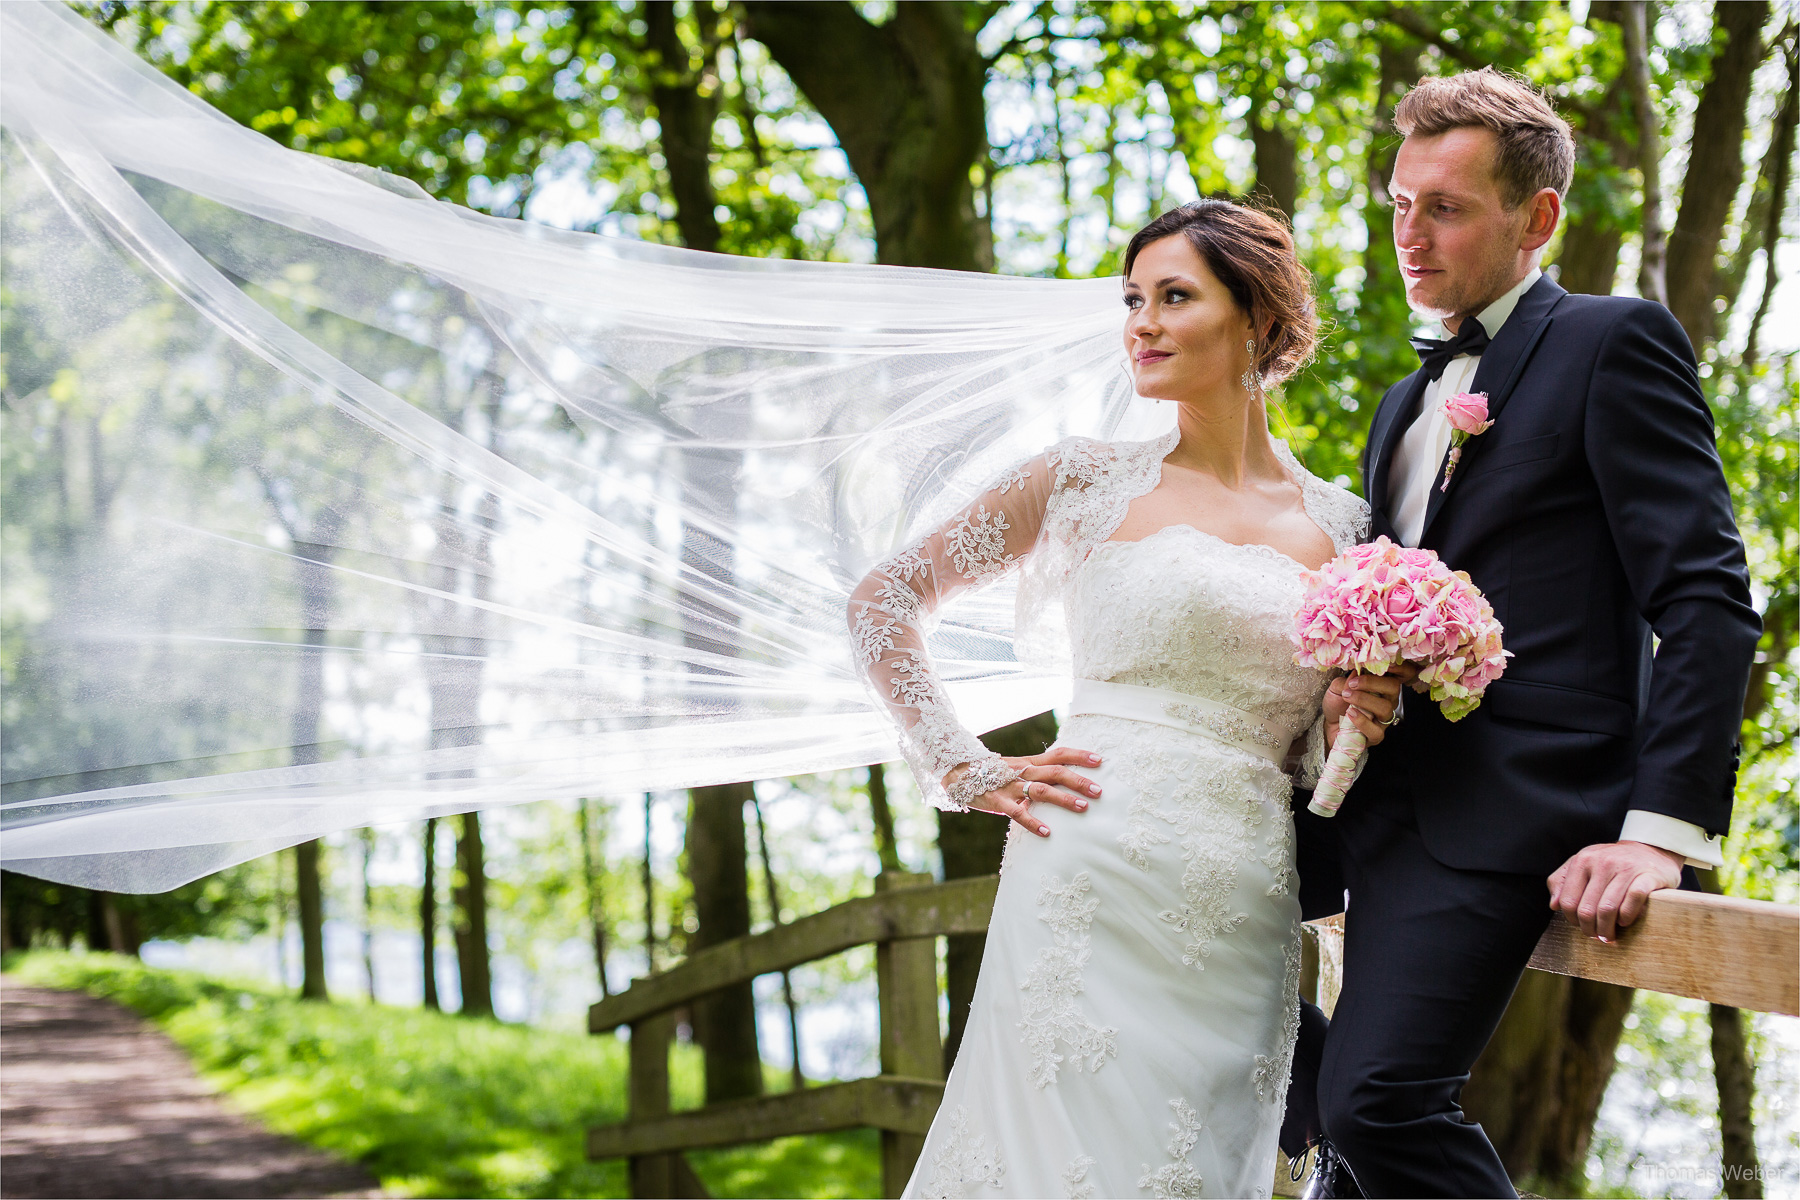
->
<box><xmin>1122</xmin><ymin>235</ymin><xmax>1256</xmax><ymax>406</ymax></box>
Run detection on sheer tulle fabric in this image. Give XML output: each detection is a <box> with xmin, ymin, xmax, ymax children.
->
<box><xmin>0</xmin><ymin>1</ymin><xmax>1175</xmax><ymax>891</ymax></box>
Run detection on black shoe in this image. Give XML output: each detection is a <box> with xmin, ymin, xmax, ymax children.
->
<box><xmin>1300</xmin><ymin>1137</ymin><xmax>1365</xmax><ymax>1200</ymax></box>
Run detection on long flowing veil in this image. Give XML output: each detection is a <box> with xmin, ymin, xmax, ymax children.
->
<box><xmin>0</xmin><ymin>1</ymin><xmax>1171</xmax><ymax>891</ymax></box>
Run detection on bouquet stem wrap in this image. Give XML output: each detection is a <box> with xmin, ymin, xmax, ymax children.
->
<box><xmin>1308</xmin><ymin>711</ymin><xmax>1367</xmax><ymax>818</ymax></box>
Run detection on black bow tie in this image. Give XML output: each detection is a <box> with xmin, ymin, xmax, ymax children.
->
<box><xmin>1410</xmin><ymin>322</ymin><xmax>1491</xmax><ymax>382</ymax></box>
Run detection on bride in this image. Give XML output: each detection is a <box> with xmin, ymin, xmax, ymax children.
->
<box><xmin>849</xmin><ymin>200</ymin><xmax>1403</xmax><ymax>1199</ymax></box>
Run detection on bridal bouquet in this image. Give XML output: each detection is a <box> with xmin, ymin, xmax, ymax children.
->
<box><xmin>1292</xmin><ymin>537</ymin><xmax>1509</xmax><ymax>817</ymax></box>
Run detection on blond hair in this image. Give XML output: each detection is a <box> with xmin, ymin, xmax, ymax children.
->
<box><xmin>1394</xmin><ymin>67</ymin><xmax>1575</xmax><ymax>208</ymax></box>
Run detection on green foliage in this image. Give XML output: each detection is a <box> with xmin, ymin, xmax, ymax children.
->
<box><xmin>1586</xmin><ymin>990</ymin><xmax>1798</xmax><ymax>1198</ymax></box>
<box><xmin>79</xmin><ymin>0</ymin><xmax>873</xmax><ymax>257</ymax></box>
<box><xmin>1</xmin><ymin>857</ymin><xmax>282</xmax><ymax>950</ymax></box>
<box><xmin>7</xmin><ymin>950</ymin><xmax>880</xmax><ymax>1198</ymax></box>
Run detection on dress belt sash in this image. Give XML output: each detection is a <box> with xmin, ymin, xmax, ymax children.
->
<box><xmin>1067</xmin><ymin>679</ymin><xmax>1292</xmax><ymax>768</ymax></box>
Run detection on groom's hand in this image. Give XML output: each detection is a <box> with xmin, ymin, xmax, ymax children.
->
<box><xmin>1547</xmin><ymin>841</ymin><xmax>1683</xmax><ymax>942</ymax></box>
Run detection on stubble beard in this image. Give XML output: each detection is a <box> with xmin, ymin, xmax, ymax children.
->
<box><xmin>1404</xmin><ymin>253</ymin><xmax>1522</xmax><ymax>327</ymax></box>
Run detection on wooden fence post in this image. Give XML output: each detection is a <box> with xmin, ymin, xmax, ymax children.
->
<box><xmin>875</xmin><ymin>871</ymin><xmax>942</xmax><ymax>1198</ymax></box>
<box><xmin>626</xmin><ymin>1010</ymin><xmax>709</xmax><ymax>1198</ymax></box>
<box><xmin>626</xmin><ymin>1010</ymin><xmax>676</xmax><ymax>1197</ymax></box>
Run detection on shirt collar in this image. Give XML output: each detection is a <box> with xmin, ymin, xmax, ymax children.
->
<box><xmin>1443</xmin><ymin>267</ymin><xmax>1543</xmax><ymax>340</ymax></box>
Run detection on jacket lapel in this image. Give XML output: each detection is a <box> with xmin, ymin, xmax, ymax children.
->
<box><xmin>1417</xmin><ymin>275</ymin><xmax>1567</xmax><ymax>544</ymax></box>
<box><xmin>1364</xmin><ymin>367</ymin><xmax>1430</xmax><ymax>532</ymax></box>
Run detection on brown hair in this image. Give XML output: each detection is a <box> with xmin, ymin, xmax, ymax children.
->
<box><xmin>1122</xmin><ymin>199</ymin><xmax>1318</xmax><ymax>388</ymax></box>
<box><xmin>1393</xmin><ymin>67</ymin><xmax>1575</xmax><ymax>208</ymax></box>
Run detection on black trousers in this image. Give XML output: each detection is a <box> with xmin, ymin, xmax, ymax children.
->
<box><xmin>1285</xmin><ymin>795</ymin><xmax>1551</xmax><ymax>1198</ymax></box>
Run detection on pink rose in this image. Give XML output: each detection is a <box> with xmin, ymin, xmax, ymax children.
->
<box><xmin>1383</xmin><ymin>583</ymin><xmax>1420</xmax><ymax>620</ymax></box>
<box><xmin>1443</xmin><ymin>391</ymin><xmax>1494</xmax><ymax>437</ymax></box>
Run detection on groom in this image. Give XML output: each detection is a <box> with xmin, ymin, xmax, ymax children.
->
<box><xmin>1284</xmin><ymin>68</ymin><xmax>1761</xmax><ymax>1197</ymax></box>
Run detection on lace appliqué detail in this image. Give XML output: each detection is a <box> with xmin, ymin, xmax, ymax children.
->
<box><xmin>918</xmin><ymin>1106</ymin><xmax>1005</xmax><ymax>1197</ymax></box>
<box><xmin>1018</xmin><ymin>872</ymin><xmax>1117</xmax><ymax>1088</ymax></box>
<box><xmin>881</xmin><ymin>651</ymin><xmax>991</xmax><ymax>786</ymax></box>
<box><xmin>1262</xmin><ymin>799</ymin><xmax>1296</xmax><ymax>897</ymax></box>
<box><xmin>1062</xmin><ymin>1154</ymin><xmax>1097</xmax><ymax>1199</ymax></box>
<box><xmin>944</xmin><ymin>505</ymin><xmax>1017</xmax><ymax>583</ymax></box>
<box><xmin>945</xmin><ymin>756</ymin><xmax>1020</xmax><ymax>814</ymax></box>
<box><xmin>1254</xmin><ymin>923</ymin><xmax>1306</xmax><ymax>1102</ymax></box>
<box><xmin>1042</xmin><ymin>432</ymin><xmax>1177</xmax><ymax>554</ymax></box>
<box><xmin>1117</xmin><ymin>747</ymin><xmax>1265</xmax><ymax>967</ymax></box>
<box><xmin>850</xmin><ymin>607</ymin><xmax>902</xmax><ymax>666</ymax></box>
<box><xmin>994</xmin><ymin>462</ymin><xmax>1034</xmax><ymax>494</ymax></box>
<box><xmin>880</xmin><ymin>541</ymin><xmax>933</xmax><ymax>583</ymax></box>
<box><xmin>1136</xmin><ymin>1098</ymin><xmax>1205</xmax><ymax>1198</ymax></box>
<box><xmin>1162</xmin><ymin>701</ymin><xmax>1286</xmax><ymax>751</ymax></box>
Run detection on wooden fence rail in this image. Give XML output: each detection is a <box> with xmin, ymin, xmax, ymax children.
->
<box><xmin>589</xmin><ymin>872</ymin><xmax>1798</xmax><ymax>1198</ymax></box>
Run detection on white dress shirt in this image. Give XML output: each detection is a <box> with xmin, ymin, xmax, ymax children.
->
<box><xmin>1384</xmin><ymin>267</ymin><xmax>1721</xmax><ymax>869</ymax></box>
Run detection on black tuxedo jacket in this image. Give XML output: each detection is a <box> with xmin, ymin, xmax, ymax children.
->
<box><xmin>1345</xmin><ymin>274</ymin><xmax>1760</xmax><ymax>876</ymax></box>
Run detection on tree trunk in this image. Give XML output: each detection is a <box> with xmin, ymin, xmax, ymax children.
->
<box><xmin>939</xmin><ymin>711</ymin><xmax>1059</xmax><ymax>1073</ymax></box>
<box><xmin>1462</xmin><ymin>970</ymin><xmax>1570</xmax><ymax>1177</ymax></box>
<box><xmin>751</xmin><ymin>795</ymin><xmax>805</xmax><ymax>1091</ymax></box>
<box><xmin>1666</xmin><ymin>0</ymin><xmax>1770</xmax><ymax>351</ymax></box>
<box><xmin>643</xmin><ymin>791</ymin><xmax>658</xmax><ymax>972</ymax></box>
<box><xmin>686</xmin><ymin>782</ymin><xmax>764</xmax><ymax>1101</ymax></box>
<box><xmin>1556</xmin><ymin>70</ymin><xmax>1635</xmax><ymax>296</ymax></box>
<box><xmin>295</xmin><ymin>839</ymin><xmax>328</xmax><ymax>1001</ymax></box>
<box><xmin>421</xmin><ymin>817</ymin><xmax>440</xmax><ymax>1011</ymax></box>
<box><xmin>744</xmin><ymin>1</ymin><xmax>992</xmax><ymax>270</ymax></box>
<box><xmin>645</xmin><ymin>1</ymin><xmax>721</xmax><ymax>253</ymax></box>
<box><xmin>454</xmin><ymin>811</ymin><xmax>493</xmax><ymax>1018</ymax></box>
<box><xmin>1622</xmin><ymin>0</ymin><xmax>1669</xmax><ymax>305</ymax></box>
<box><xmin>289</xmin><ymin>517</ymin><xmax>341</xmax><ymax>1002</ymax></box>
<box><xmin>361</xmin><ymin>826</ymin><xmax>377</xmax><ymax>1001</ymax></box>
<box><xmin>1744</xmin><ymin>39</ymin><xmax>1798</xmax><ymax>367</ymax></box>
<box><xmin>1697</xmin><ymin>872</ymin><xmax>1765</xmax><ymax>1196</ymax></box>
<box><xmin>1541</xmin><ymin>980</ymin><xmax>1638</xmax><ymax>1185</ymax></box>
<box><xmin>1354</xmin><ymin>44</ymin><xmax>1424</xmax><ymax>399</ymax></box>
<box><xmin>579</xmin><ymin>798</ymin><xmax>613</xmax><ymax>998</ymax></box>
<box><xmin>1464</xmin><ymin>972</ymin><xmax>1637</xmax><ymax>1192</ymax></box>
<box><xmin>643</xmin><ymin>26</ymin><xmax>766</xmax><ymax>1092</ymax></box>
<box><xmin>1248</xmin><ymin>99</ymin><xmax>1299</xmax><ymax>223</ymax></box>
<box><xmin>85</xmin><ymin>890</ymin><xmax>112</xmax><ymax>952</ymax></box>
<box><xmin>1713</xmin><ymin>1000</ymin><xmax>1764</xmax><ymax>1199</ymax></box>
<box><xmin>867</xmin><ymin>763</ymin><xmax>902</xmax><ymax>874</ymax></box>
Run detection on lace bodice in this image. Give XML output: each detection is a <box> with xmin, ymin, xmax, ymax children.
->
<box><xmin>848</xmin><ymin>428</ymin><xmax>1371</xmax><ymax>809</ymax></box>
<box><xmin>1072</xmin><ymin>529</ymin><xmax>1329</xmax><ymax>742</ymax></box>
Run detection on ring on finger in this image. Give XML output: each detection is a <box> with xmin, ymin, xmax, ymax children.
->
<box><xmin>1379</xmin><ymin>708</ymin><xmax>1400</xmax><ymax>727</ymax></box>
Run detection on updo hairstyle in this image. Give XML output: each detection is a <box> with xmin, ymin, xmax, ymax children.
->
<box><xmin>1122</xmin><ymin>200</ymin><xmax>1319</xmax><ymax>388</ymax></box>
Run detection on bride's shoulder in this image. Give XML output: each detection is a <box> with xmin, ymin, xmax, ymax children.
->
<box><xmin>1275</xmin><ymin>441</ymin><xmax>1371</xmax><ymax>550</ymax></box>
<box><xmin>1045</xmin><ymin>430</ymin><xmax>1175</xmax><ymax>489</ymax></box>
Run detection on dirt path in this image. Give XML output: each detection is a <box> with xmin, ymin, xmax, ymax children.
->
<box><xmin>0</xmin><ymin>979</ymin><xmax>382</xmax><ymax>1199</ymax></box>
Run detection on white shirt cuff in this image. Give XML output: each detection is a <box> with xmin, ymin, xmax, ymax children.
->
<box><xmin>1620</xmin><ymin>809</ymin><xmax>1724</xmax><ymax>869</ymax></box>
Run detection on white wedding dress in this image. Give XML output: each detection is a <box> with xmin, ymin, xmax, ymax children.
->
<box><xmin>849</xmin><ymin>428</ymin><xmax>1369</xmax><ymax>1199</ymax></box>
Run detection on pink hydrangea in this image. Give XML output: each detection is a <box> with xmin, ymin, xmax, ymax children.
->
<box><xmin>1291</xmin><ymin>536</ymin><xmax>1510</xmax><ymax>722</ymax></box>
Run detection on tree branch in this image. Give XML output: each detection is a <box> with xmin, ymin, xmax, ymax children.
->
<box><xmin>1377</xmin><ymin>5</ymin><xmax>1496</xmax><ymax>71</ymax></box>
<box><xmin>1621</xmin><ymin>1</ymin><xmax>1668</xmax><ymax>305</ymax></box>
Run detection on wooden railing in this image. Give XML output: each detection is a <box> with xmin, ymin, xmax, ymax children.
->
<box><xmin>589</xmin><ymin>872</ymin><xmax>1798</xmax><ymax>1199</ymax></box>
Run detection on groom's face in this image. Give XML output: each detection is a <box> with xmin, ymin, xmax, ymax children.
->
<box><xmin>1390</xmin><ymin>127</ymin><xmax>1531</xmax><ymax>324</ymax></box>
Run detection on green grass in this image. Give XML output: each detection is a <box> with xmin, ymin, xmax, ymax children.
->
<box><xmin>4</xmin><ymin>950</ymin><xmax>878</xmax><ymax>1198</ymax></box>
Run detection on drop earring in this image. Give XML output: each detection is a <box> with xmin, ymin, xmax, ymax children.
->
<box><xmin>1241</xmin><ymin>339</ymin><xmax>1258</xmax><ymax>393</ymax></box>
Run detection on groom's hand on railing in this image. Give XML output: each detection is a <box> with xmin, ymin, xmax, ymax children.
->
<box><xmin>1547</xmin><ymin>841</ymin><xmax>1685</xmax><ymax>942</ymax></box>
<box><xmin>942</xmin><ymin>747</ymin><xmax>1104</xmax><ymax>838</ymax></box>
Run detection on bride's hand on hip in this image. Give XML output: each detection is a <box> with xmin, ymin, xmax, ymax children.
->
<box><xmin>1324</xmin><ymin>672</ymin><xmax>1403</xmax><ymax>750</ymax></box>
<box><xmin>943</xmin><ymin>748</ymin><xmax>1103</xmax><ymax>838</ymax></box>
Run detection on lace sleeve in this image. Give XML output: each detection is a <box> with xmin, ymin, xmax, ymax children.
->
<box><xmin>1291</xmin><ymin>716</ymin><xmax>1330</xmax><ymax>791</ymax></box>
<box><xmin>848</xmin><ymin>455</ymin><xmax>1056</xmax><ymax>811</ymax></box>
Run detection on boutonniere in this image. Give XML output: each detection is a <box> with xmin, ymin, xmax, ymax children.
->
<box><xmin>1440</xmin><ymin>391</ymin><xmax>1494</xmax><ymax>492</ymax></box>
